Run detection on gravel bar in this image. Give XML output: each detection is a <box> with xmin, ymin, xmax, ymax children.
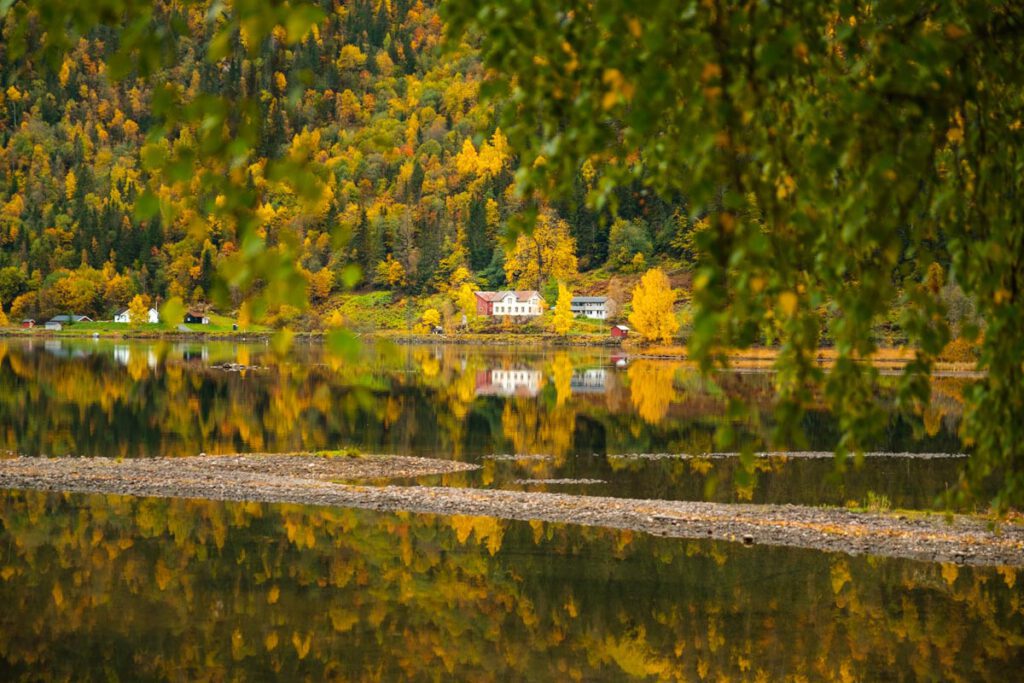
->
<box><xmin>1</xmin><ymin>455</ymin><xmax>1021</xmax><ymax>567</ymax></box>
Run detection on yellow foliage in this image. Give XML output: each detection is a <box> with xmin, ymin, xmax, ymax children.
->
<box><xmin>449</xmin><ymin>515</ymin><xmax>505</xmax><ymax>556</ymax></box>
<box><xmin>626</xmin><ymin>361</ymin><xmax>679</xmax><ymax>424</ymax></box>
<box><xmin>291</xmin><ymin>631</ymin><xmax>312</xmax><ymax>660</ymax></box>
<box><xmin>374</xmin><ymin>255</ymin><xmax>406</xmax><ymax>288</ymax></box>
<box><xmin>628</xmin><ymin>268</ymin><xmax>679</xmax><ymax>343</ymax></box>
<box><xmin>630</xmin><ymin>252</ymin><xmax>646</xmax><ymax>271</ymax></box>
<box><xmin>475</xmin><ymin>131</ymin><xmax>509</xmax><ymax>179</ymax></box>
<box><xmin>504</xmin><ymin>210</ymin><xmax>578</xmax><ymax>289</ymax></box>
<box><xmin>128</xmin><ymin>294</ymin><xmax>149</xmax><ymax>326</ymax></box>
<box><xmin>449</xmin><ymin>265</ymin><xmax>472</xmax><ymax>291</ymax></box>
<box><xmin>601</xmin><ymin>68</ymin><xmax>635</xmax><ymax>109</ymax></box>
<box><xmin>65</xmin><ymin>170</ymin><xmax>77</xmax><ymax>201</ymax></box>
<box><xmin>0</xmin><ymin>302</ymin><xmax>8</xmax><ymax>327</ymax></box>
<box><xmin>231</xmin><ymin>629</ymin><xmax>245</xmax><ymax>661</ymax></box>
<box><xmin>485</xmin><ymin>197</ymin><xmax>500</xmax><ymax>227</ymax></box>
<box><xmin>421</xmin><ymin>308</ymin><xmax>441</xmax><ymax>328</ymax></box>
<box><xmin>550</xmin><ymin>353</ymin><xmax>574</xmax><ymax>405</ymax></box>
<box><xmin>308</xmin><ymin>268</ymin><xmax>335</xmax><ymax>302</ymax></box>
<box><xmin>325</xmin><ymin>309</ymin><xmax>345</xmax><ymax>328</ymax></box>
<box><xmin>58</xmin><ymin>57</ymin><xmax>73</xmax><ymax>86</ymax></box>
<box><xmin>2</xmin><ymin>193</ymin><xmax>24</xmax><ymax>218</ymax></box>
<box><xmin>941</xmin><ymin>563</ymin><xmax>959</xmax><ymax>587</ymax></box>
<box><xmin>552</xmin><ymin>282</ymin><xmax>573</xmax><ymax>335</ymax></box>
<box><xmin>454</xmin><ymin>138</ymin><xmax>479</xmax><ymax>177</ymax></box>
<box><xmin>455</xmin><ymin>283</ymin><xmax>478</xmax><ymax>321</ymax></box>
<box><xmin>830</xmin><ymin>560</ymin><xmax>851</xmax><ymax>595</ymax></box>
<box><xmin>336</xmin><ymin>44</ymin><xmax>367</xmax><ymax>71</ymax></box>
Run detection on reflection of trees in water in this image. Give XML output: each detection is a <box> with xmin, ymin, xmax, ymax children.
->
<box><xmin>0</xmin><ymin>490</ymin><xmax>1019</xmax><ymax>681</ymax></box>
<box><xmin>627</xmin><ymin>360</ymin><xmax>682</xmax><ymax>424</ymax></box>
<box><xmin>0</xmin><ymin>341</ymin><xmax>965</xmax><ymax>461</ymax></box>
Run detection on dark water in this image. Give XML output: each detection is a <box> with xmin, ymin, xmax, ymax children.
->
<box><xmin>2</xmin><ymin>338</ymin><xmax>1018</xmax><ymax>680</ymax></box>
<box><xmin>0</xmin><ymin>338</ymin><xmax>968</xmax><ymax>507</ymax></box>
<box><xmin>0</xmin><ymin>490</ymin><xmax>1020</xmax><ymax>681</ymax></box>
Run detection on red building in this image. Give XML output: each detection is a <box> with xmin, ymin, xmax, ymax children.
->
<box><xmin>611</xmin><ymin>324</ymin><xmax>630</xmax><ymax>338</ymax></box>
<box><xmin>474</xmin><ymin>290</ymin><xmax>543</xmax><ymax>317</ymax></box>
<box><xmin>474</xmin><ymin>291</ymin><xmax>503</xmax><ymax>316</ymax></box>
<box><xmin>21</xmin><ymin>319</ymin><xmax>35</xmax><ymax>329</ymax></box>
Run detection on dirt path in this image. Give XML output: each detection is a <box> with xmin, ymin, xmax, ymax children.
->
<box><xmin>1</xmin><ymin>455</ymin><xmax>1021</xmax><ymax>567</ymax></box>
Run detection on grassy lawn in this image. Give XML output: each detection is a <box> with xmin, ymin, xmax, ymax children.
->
<box><xmin>328</xmin><ymin>291</ymin><xmax>417</xmax><ymax>330</ymax></box>
<box><xmin>20</xmin><ymin>313</ymin><xmax>271</xmax><ymax>336</ymax></box>
<box><xmin>53</xmin><ymin>321</ymin><xmax>163</xmax><ymax>334</ymax></box>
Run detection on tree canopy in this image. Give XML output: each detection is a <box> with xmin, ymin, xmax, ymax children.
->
<box><xmin>442</xmin><ymin>0</ymin><xmax>1024</xmax><ymax>510</ymax></box>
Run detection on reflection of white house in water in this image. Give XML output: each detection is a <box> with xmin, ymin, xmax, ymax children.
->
<box><xmin>570</xmin><ymin>368</ymin><xmax>607</xmax><ymax>393</ymax></box>
<box><xmin>113</xmin><ymin>345</ymin><xmax>130</xmax><ymax>366</ymax></box>
<box><xmin>180</xmin><ymin>345</ymin><xmax>211</xmax><ymax>363</ymax></box>
<box><xmin>475</xmin><ymin>368</ymin><xmax>543</xmax><ymax>397</ymax></box>
<box><xmin>42</xmin><ymin>340</ymin><xmax>90</xmax><ymax>359</ymax></box>
<box><xmin>113</xmin><ymin>345</ymin><xmax>159</xmax><ymax>368</ymax></box>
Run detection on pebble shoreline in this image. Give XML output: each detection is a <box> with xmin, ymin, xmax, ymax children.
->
<box><xmin>0</xmin><ymin>454</ymin><xmax>1021</xmax><ymax>567</ymax></box>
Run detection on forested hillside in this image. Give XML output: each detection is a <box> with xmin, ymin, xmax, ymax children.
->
<box><xmin>0</xmin><ymin>0</ymin><xmax>686</xmax><ymax>323</ymax></box>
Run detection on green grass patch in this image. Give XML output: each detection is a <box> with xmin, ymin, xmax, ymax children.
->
<box><xmin>316</xmin><ymin>447</ymin><xmax>364</xmax><ymax>459</ymax></box>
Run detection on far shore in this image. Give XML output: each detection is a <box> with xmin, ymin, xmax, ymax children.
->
<box><xmin>0</xmin><ymin>454</ymin><xmax>1019</xmax><ymax>567</ymax></box>
<box><xmin>0</xmin><ymin>326</ymin><xmax>982</xmax><ymax>373</ymax></box>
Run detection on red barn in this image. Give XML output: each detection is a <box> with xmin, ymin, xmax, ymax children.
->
<box><xmin>474</xmin><ymin>291</ymin><xmax>503</xmax><ymax>316</ymax></box>
<box><xmin>21</xmin><ymin>319</ymin><xmax>35</xmax><ymax>329</ymax></box>
<box><xmin>611</xmin><ymin>324</ymin><xmax>630</xmax><ymax>338</ymax></box>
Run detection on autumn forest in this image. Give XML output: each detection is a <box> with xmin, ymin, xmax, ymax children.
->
<box><xmin>0</xmin><ymin>0</ymin><xmax>687</xmax><ymax>325</ymax></box>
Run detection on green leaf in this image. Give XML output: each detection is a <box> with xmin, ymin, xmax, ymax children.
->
<box><xmin>326</xmin><ymin>329</ymin><xmax>361</xmax><ymax>362</ymax></box>
<box><xmin>160</xmin><ymin>297</ymin><xmax>185</xmax><ymax>330</ymax></box>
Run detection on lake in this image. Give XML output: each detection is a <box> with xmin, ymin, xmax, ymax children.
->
<box><xmin>0</xmin><ymin>337</ymin><xmax>1020</xmax><ymax>680</ymax></box>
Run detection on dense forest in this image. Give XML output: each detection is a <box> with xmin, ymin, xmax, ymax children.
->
<box><xmin>0</xmin><ymin>0</ymin><xmax>686</xmax><ymax>323</ymax></box>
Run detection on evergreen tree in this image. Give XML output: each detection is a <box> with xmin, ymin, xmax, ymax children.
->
<box><xmin>467</xmin><ymin>199</ymin><xmax>490</xmax><ymax>271</ymax></box>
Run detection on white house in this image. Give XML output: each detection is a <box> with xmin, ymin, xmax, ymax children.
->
<box><xmin>570</xmin><ymin>296</ymin><xmax>609</xmax><ymax>319</ymax></box>
<box><xmin>474</xmin><ymin>290</ymin><xmax>543</xmax><ymax>317</ymax></box>
<box><xmin>114</xmin><ymin>308</ymin><xmax>160</xmax><ymax>324</ymax></box>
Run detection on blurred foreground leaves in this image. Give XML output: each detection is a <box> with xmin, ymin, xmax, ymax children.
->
<box><xmin>442</xmin><ymin>0</ymin><xmax>1024</xmax><ymax>510</ymax></box>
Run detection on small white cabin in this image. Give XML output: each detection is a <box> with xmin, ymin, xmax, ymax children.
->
<box><xmin>115</xmin><ymin>308</ymin><xmax>160</xmax><ymax>324</ymax></box>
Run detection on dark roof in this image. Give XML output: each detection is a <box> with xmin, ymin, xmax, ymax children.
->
<box><xmin>571</xmin><ymin>296</ymin><xmax>608</xmax><ymax>304</ymax></box>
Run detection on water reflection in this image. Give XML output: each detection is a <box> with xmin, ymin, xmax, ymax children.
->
<box><xmin>0</xmin><ymin>490</ymin><xmax>1019</xmax><ymax>681</ymax></box>
<box><xmin>474</xmin><ymin>367</ymin><xmax>544</xmax><ymax>397</ymax></box>
<box><xmin>570</xmin><ymin>367</ymin><xmax>607</xmax><ymax>393</ymax></box>
<box><xmin>0</xmin><ymin>338</ymin><xmax>972</xmax><ymax>506</ymax></box>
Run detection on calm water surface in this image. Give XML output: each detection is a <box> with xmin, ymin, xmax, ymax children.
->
<box><xmin>0</xmin><ymin>338</ymin><xmax>968</xmax><ymax>507</ymax></box>
<box><xmin>0</xmin><ymin>491</ymin><xmax>1021</xmax><ymax>681</ymax></box>
<box><xmin>1</xmin><ymin>338</ymin><xmax>1019</xmax><ymax>680</ymax></box>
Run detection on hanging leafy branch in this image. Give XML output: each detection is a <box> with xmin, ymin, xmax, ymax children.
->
<box><xmin>442</xmin><ymin>0</ymin><xmax>1024</xmax><ymax>510</ymax></box>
